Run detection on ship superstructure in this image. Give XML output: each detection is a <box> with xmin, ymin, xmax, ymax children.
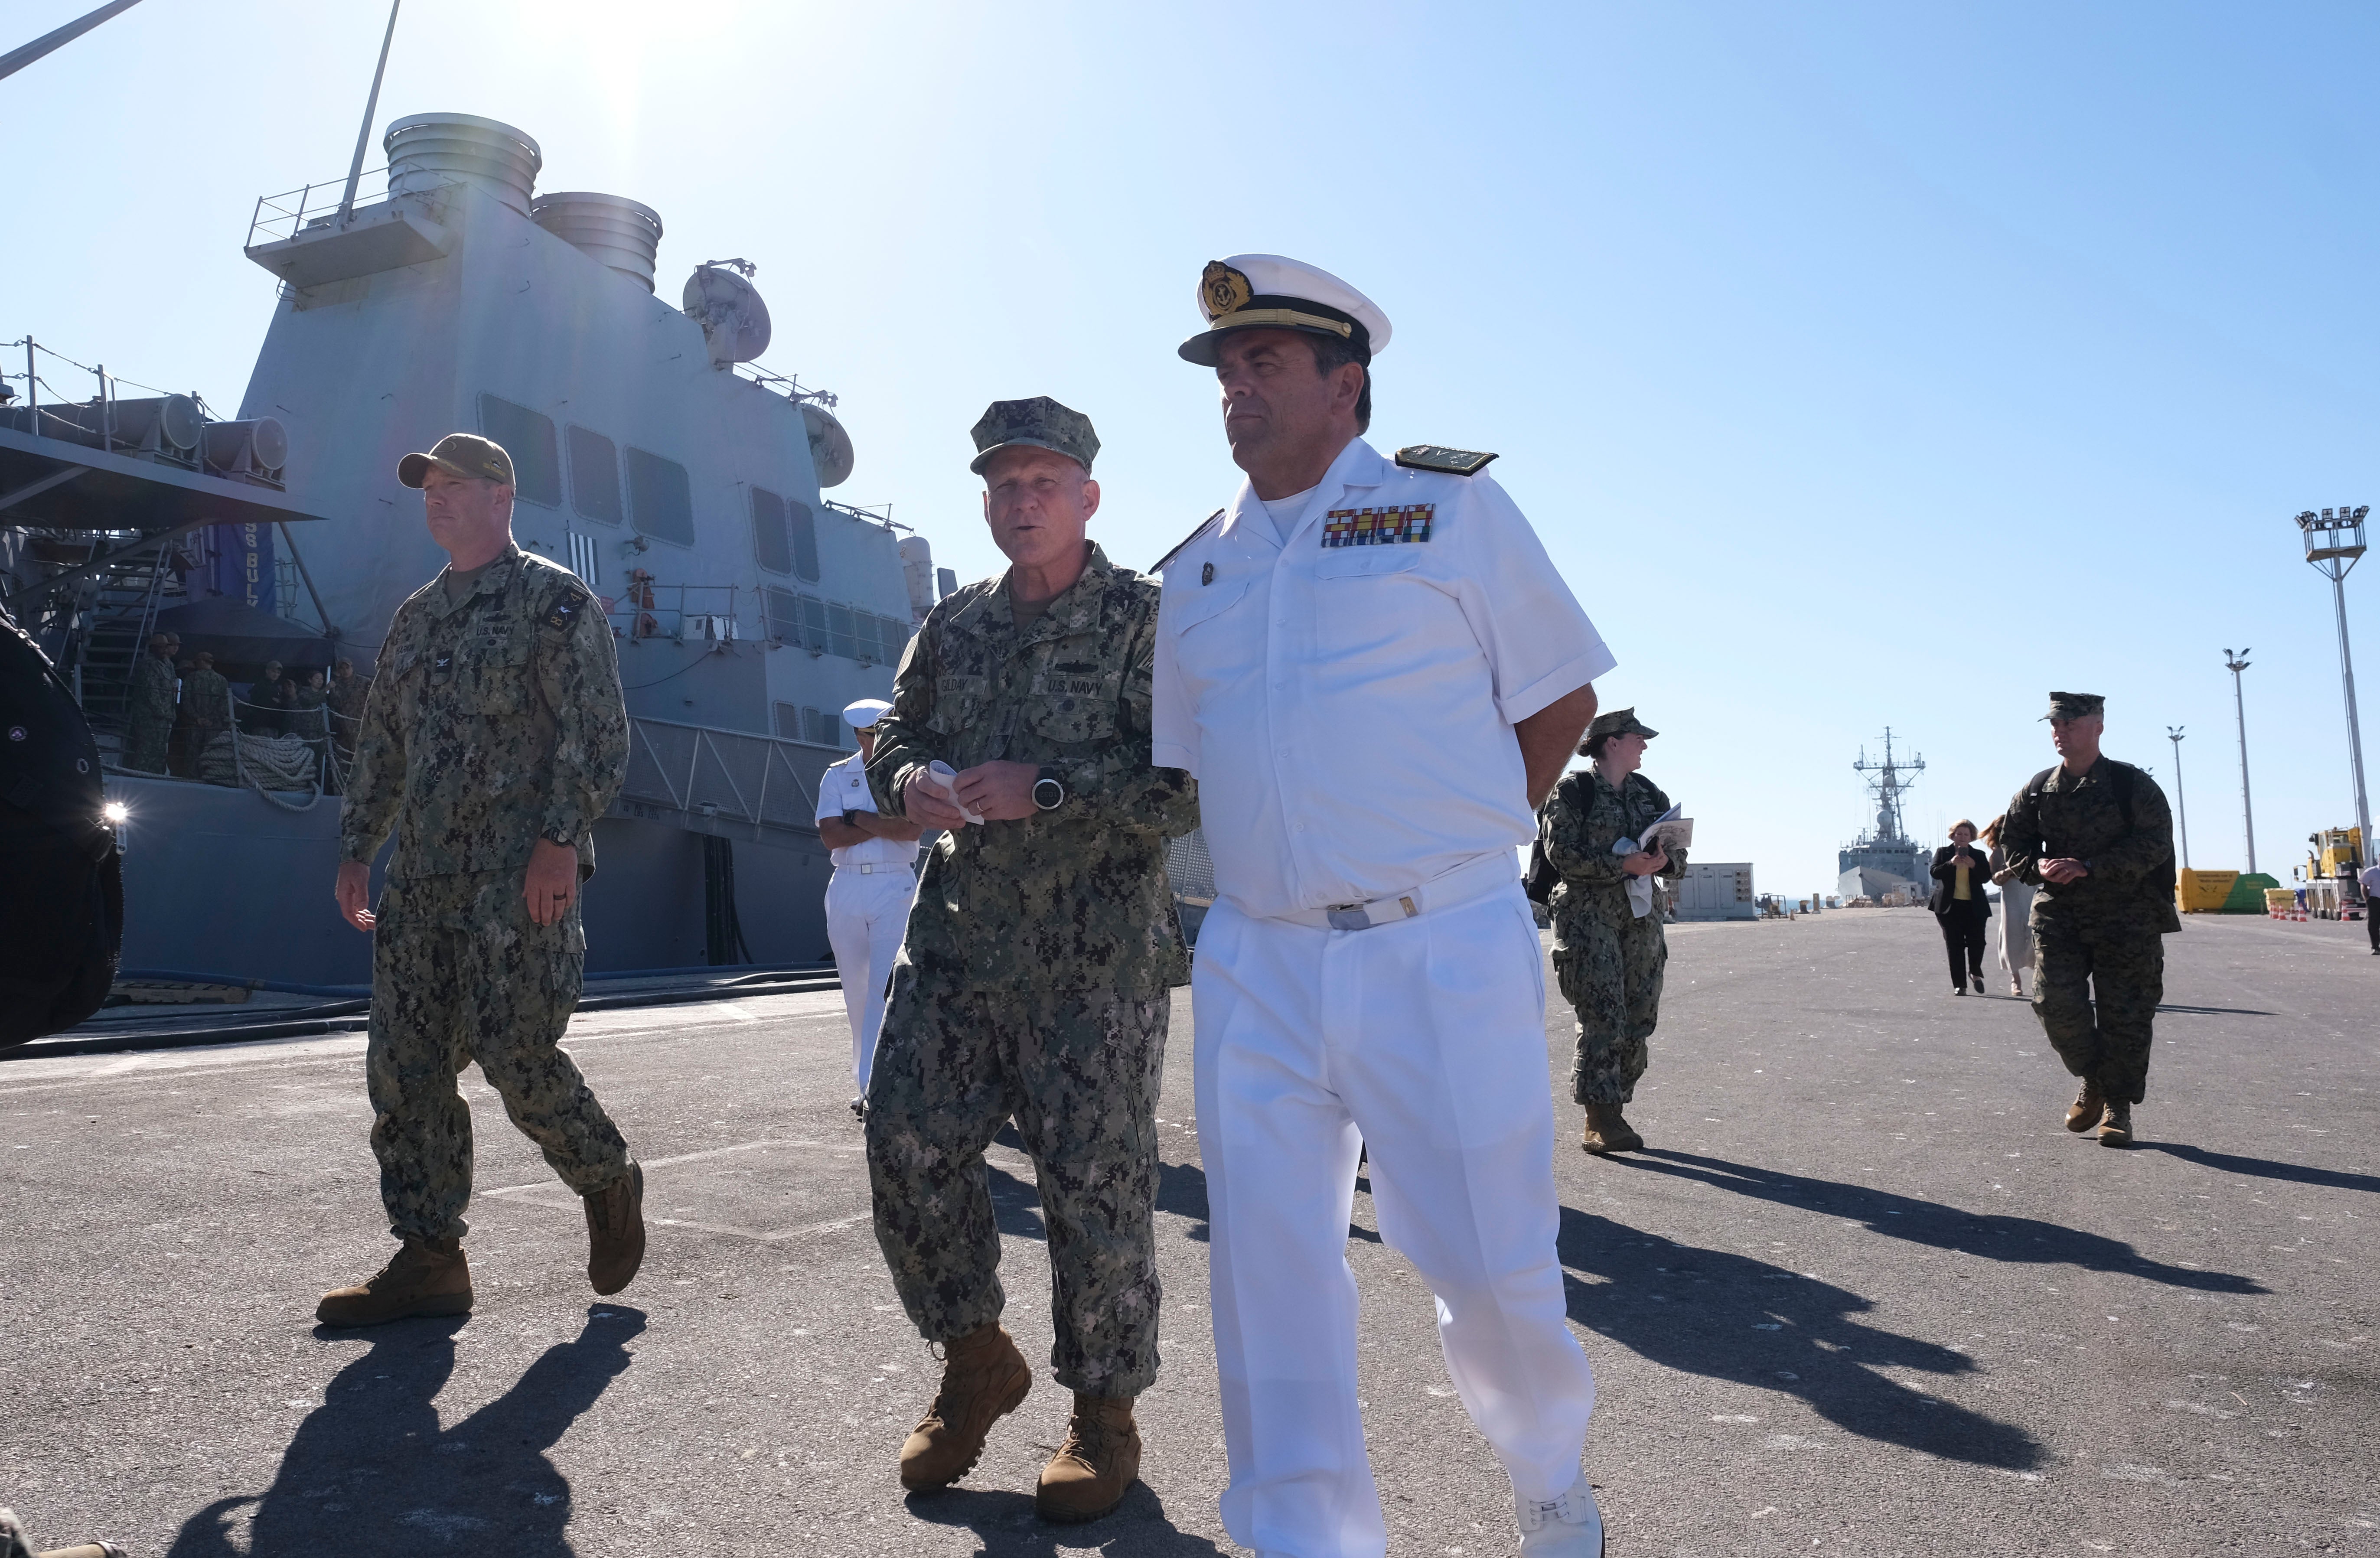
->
<box><xmin>1836</xmin><ymin>729</ymin><xmax>1929</xmax><ymax>901</ymax></box>
<box><xmin>3</xmin><ymin>110</ymin><xmax>950</xmax><ymax>983</ymax></box>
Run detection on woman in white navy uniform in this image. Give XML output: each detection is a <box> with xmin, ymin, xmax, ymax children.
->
<box><xmin>1153</xmin><ymin>255</ymin><xmax>1614</xmax><ymax>1557</ymax></box>
<box><xmin>815</xmin><ymin>698</ymin><xmax>923</xmax><ymax>1112</ymax></box>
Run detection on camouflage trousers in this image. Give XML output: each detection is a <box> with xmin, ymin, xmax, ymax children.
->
<box><xmin>1555</xmin><ymin>905</ymin><xmax>1667</xmax><ymax>1105</ymax></box>
<box><xmin>2031</xmin><ymin>910</ymin><xmax>2164</xmax><ymax>1105</ymax></box>
<box><xmin>366</xmin><ymin>870</ymin><xmax>631</xmax><ymax>1243</ymax></box>
<box><xmin>864</xmin><ymin>966</ymin><xmax>1168</xmax><ymax>1398</ymax></box>
<box><xmin>121</xmin><ymin>709</ymin><xmax>172</xmax><ymax>774</ymax></box>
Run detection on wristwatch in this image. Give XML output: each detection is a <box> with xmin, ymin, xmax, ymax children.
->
<box><xmin>1032</xmin><ymin>767</ymin><xmax>1067</xmax><ymax>812</ymax></box>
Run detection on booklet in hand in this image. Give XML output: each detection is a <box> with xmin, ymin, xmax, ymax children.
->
<box><xmin>1620</xmin><ymin>804</ymin><xmax>1692</xmax><ymax>857</ymax></box>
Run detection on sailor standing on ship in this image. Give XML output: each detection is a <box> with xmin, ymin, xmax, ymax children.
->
<box><xmin>815</xmin><ymin>696</ymin><xmax>923</xmax><ymax>1112</ymax></box>
<box><xmin>1153</xmin><ymin>255</ymin><xmax>1614</xmax><ymax>1557</ymax></box>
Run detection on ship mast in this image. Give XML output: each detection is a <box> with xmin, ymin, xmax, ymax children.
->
<box><xmin>1852</xmin><ymin>727</ymin><xmax>1926</xmax><ymax>845</ymax></box>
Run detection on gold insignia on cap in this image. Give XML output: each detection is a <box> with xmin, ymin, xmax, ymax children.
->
<box><xmin>1201</xmin><ymin>261</ymin><xmax>1253</xmax><ymax>321</ymax></box>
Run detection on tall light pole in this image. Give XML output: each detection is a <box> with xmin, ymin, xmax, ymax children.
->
<box><xmin>2167</xmin><ymin>725</ymin><xmax>2190</xmax><ymax>871</ymax></box>
<box><xmin>2295</xmin><ymin>506</ymin><xmax>2372</xmax><ymax>859</ymax></box>
<box><xmin>2224</xmin><ymin>648</ymin><xmax>2256</xmax><ymax>874</ymax></box>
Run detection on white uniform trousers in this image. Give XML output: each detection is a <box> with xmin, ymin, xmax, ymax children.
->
<box><xmin>825</xmin><ymin>864</ymin><xmax>915</xmax><ymax>1096</ymax></box>
<box><xmin>1192</xmin><ymin>880</ymin><xmax>1595</xmax><ymax>1558</ymax></box>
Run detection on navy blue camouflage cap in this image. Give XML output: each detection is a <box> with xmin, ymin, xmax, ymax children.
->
<box><xmin>969</xmin><ymin>396</ymin><xmax>1098</xmax><ymax>476</ymax></box>
<box><xmin>2042</xmin><ymin>691</ymin><xmax>2106</xmax><ymax>721</ymax></box>
<box><xmin>1580</xmin><ymin>707</ymin><xmax>1658</xmax><ymax>753</ymax></box>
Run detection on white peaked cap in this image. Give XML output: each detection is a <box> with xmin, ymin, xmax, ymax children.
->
<box><xmin>843</xmin><ymin>698</ymin><xmax>893</xmax><ymax>729</ymax></box>
<box><xmin>1179</xmin><ymin>253</ymin><xmax>1392</xmax><ymax>366</ymax></box>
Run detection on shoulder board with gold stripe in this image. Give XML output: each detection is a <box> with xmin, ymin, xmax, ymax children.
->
<box><xmin>1395</xmin><ymin>444</ymin><xmax>1498</xmax><ymax>476</ymax></box>
<box><xmin>1151</xmin><ymin>508</ymin><xmax>1226</xmax><ymax>576</ymax></box>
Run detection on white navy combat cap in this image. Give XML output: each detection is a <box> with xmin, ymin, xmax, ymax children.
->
<box><xmin>843</xmin><ymin>698</ymin><xmax>892</xmax><ymax>730</ymax></box>
<box><xmin>1179</xmin><ymin>254</ymin><xmax>1393</xmax><ymax>367</ymax></box>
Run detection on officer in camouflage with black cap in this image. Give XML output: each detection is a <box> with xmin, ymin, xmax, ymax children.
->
<box><xmin>320</xmin><ymin>432</ymin><xmax>645</xmax><ymax>1327</ymax></box>
<box><xmin>863</xmin><ymin>396</ymin><xmax>1197</xmax><ymax>1524</ymax></box>
<box><xmin>121</xmin><ymin>631</ymin><xmax>179</xmax><ymax>774</ymax></box>
<box><xmin>1998</xmin><ymin>692</ymin><xmax>2178</xmax><ymax>1147</ymax></box>
<box><xmin>1541</xmin><ymin>707</ymin><xmax>1686</xmax><ymax>1155</ymax></box>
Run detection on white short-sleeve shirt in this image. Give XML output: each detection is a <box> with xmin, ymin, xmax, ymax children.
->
<box><xmin>1153</xmin><ymin>437</ymin><xmax>1614</xmax><ymax>921</ymax></box>
<box><xmin>816</xmin><ymin>750</ymin><xmax>919</xmax><ymax>871</ymax></box>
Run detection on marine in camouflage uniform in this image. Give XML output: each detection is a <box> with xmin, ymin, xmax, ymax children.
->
<box><xmin>863</xmin><ymin>398</ymin><xmax>1195</xmax><ymax>1518</ymax></box>
<box><xmin>325</xmin><ymin>657</ymin><xmax>369</xmax><ymax>767</ymax></box>
<box><xmin>182</xmin><ymin>653</ymin><xmax>233</xmax><ymax>779</ymax></box>
<box><xmin>120</xmin><ymin>632</ymin><xmax>179</xmax><ymax>773</ymax></box>
<box><xmin>328</xmin><ymin>433</ymin><xmax>639</xmax><ymax>1323</ymax></box>
<box><xmin>1541</xmin><ymin>708</ymin><xmax>1686</xmax><ymax>1152</ymax></box>
<box><xmin>1998</xmin><ymin>691</ymin><xmax>2177</xmax><ymax>1145</ymax></box>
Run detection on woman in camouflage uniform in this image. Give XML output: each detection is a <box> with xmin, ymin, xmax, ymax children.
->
<box><xmin>1540</xmin><ymin>707</ymin><xmax>1686</xmax><ymax>1154</ymax></box>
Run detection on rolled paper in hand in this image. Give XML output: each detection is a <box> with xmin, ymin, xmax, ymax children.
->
<box><xmin>928</xmin><ymin>760</ymin><xmax>986</xmax><ymax>825</ymax></box>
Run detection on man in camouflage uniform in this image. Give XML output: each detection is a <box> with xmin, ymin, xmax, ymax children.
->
<box><xmin>864</xmin><ymin>398</ymin><xmax>1197</xmax><ymax>1524</ymax></box>
<box><xmin>245</xmin><ymin>658</ymin><xmax>287</xmax><ymax>736</ymax></box>
<box><xmin>1541</xmin><ymin>708</ymin><xmax>1686</xmax><ymax>1154</ymax></box>
<box><xmin>182</xmin><ymin>651</ymin><xmax>232</xmax><ymax>778</ymax></box>
<box><xmin>120</xmin><ymin>631</ymin><xmax>179</xmax><ymax>773</ymax></box>
<box><xmin>1998</xmin><ymin>691</ymin><xmax>2178</xmax><ymax>1147</ymax></box>
<box><xmin>320</xmin><ymin>432</ymin><xmax>644</xmax><ymax>1327</ymax></box>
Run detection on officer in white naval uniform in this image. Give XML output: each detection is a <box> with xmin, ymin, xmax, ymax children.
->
<box><xmin>816</xmin><ymin>698</ymin><xmax>923</xmax><ymax>1111</ymax></box>
<box><xmin>1153</xmin><ymin>255</ymin><xmax>1614</xmax><ymax>1558</ymax></box>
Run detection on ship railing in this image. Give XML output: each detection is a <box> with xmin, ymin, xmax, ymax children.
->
<box><xmin>617</xmin><ymin>715</ymin><xmax>833</xmax><ymax>838</ymax></box>
<box><xmin>605</xmin><ymin>580</ymin><xmax>746</xmax><ymax>644</ymax></box>
<box><xmin>728</xmin><ymin>361</ymin><xmax>838</xmax><ymax>409</ymax></box>
<box><xmin>246</xmin><ymin>166</ymin><xmax>456</xmax><ymax>249</ymax></box>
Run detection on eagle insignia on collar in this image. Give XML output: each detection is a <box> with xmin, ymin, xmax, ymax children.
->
<box><xmin>1394</xmin><ymin>444</ymin><xmax>1498</xmax><ymax>476</ymax></box>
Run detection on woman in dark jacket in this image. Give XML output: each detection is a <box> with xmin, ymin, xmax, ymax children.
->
<box><xmin>1929</xmin><ymin>819</ymin><xmax>1993</xmax><ymax>994</ymax></box>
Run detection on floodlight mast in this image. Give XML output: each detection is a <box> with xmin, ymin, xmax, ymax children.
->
<box><xmin>2295</xmin><ymin>506</ymin><xmax>2372</xmax><ymax>857</ymax></box>
<box><xmin>2224</xmin><ymin>648</ymin><xmax>2256</xmax><ymax>874</ymax></box>
<box><xmin>2166</xmin><ymin>726</ymin><xmax>2189</xmax><ymax>871</ymax></box>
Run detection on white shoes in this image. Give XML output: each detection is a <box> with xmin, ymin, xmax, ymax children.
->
<box><xmin>1516</xmin><ymin>1472</ymin><xmax>1605</xmax><ymax>1555</ymax></box>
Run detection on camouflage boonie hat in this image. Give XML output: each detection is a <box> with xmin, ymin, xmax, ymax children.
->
<box><xmin>2042</xmin><ymin>691</ymin><xmax>2105</xmax><ymax>721</ymax></box>
<box><xmin>1580</xmin><ymin>706</ymin><xmax>1658</xmax><ymax>753</ymax></box>
<box><xmin>969</xmin><ymin>396</ymin><xmax>1099</xmax><ymax>476</ymax></box>
<box><xmin>397</xmin><ymin>432</ymin><xmax>515</xmax><ymax>489</ymax></box>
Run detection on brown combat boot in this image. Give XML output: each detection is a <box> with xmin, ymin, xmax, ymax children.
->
<box><xmin>1037</xmin><ymin>1393</ymin><xmax>1142</xmax><ymax>1523</ymax></box>
<box><xmin>584</xmin><ymin>1161</ymin><xmax>646</xmax><ymax>1296</ymax></box>
<box><xmin>899</xmin><ymin>1323</ymin><xmax>1033</xmax><ymax>1491</ymax></box>
<box><xmin>316</xmin><ymin>1237</ymin><xmax>472</xmax><ymax>1327</ymax></box>
<box><xmin>2098</xmin><ymin>1099</ymin><xmax>2133</xmax><ymax>1147</ymax></box>
<box><xmin>1581</xmin><ymin>1103</ymin><xmax>1643</xmax><ymax>1155</ymax></box>
<box><xmin>2064</xmin><ymin>1079</ymin><xmax>2106</xmax><ymax>1134</ymax></box>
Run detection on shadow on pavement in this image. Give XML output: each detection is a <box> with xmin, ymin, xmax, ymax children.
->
<box><xmin>163</xmin><ymin>1305</ymin><xmax>646</xmax><ymax>1558</ymax></box>
<box><xmin>2141</xmin><ymin>1141</ymin><xmax>2380</xmax><ymax>1195</ymax></box>
<box><xmin>1555</xmin><ymin>1204</ymin><xmax>2042</xmax><ymax>1469</ymax></box>
<box><xmin>1626</xmin><ymin>1150</ymin><xmax>2266</xmax><ymax>1294</ymax></box>
<box><xmin>903</xmin><ymin>1482</ymin><xmax>1227</xmax><ymax>1556</ymax></box>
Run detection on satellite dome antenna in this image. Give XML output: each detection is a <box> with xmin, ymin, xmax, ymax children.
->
<box><xmin>683</xmin><ymin>258</ymin><xmax>771</xmax><ymax>365</ymax></box>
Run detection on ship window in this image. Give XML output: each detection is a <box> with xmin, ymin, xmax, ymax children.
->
<box><xmin>625</xmin><ymin>447</ymin><xmax>694</xmax><ymax>546</ymax></box>
<box><xmin>854</xmin><ymin>613</ymin><xmax>882</xmax><ymax>665</ymax></box>
<box><xmin>476</xmin><ymin>395</ymin><xmax>562</xmax><ymax>508</ymax></box>
<box><xmin>799</xmin><ymin>596</ymin><xmax>830</xmax><ymax>653</ymax></box>
<box><xmin>827</xmin><ymin>602</ymin><xmax>858</xmax><ymax>661</ymax></box>
<box><xmin>805</xmin><ymin>707</ymin><xmax>845</xmax><ymax>747</ymax></box>
<box><xmin>788</xmin><ymin>499</ymin><xmax>820</xmax><ymax>582</ymax></box>
<box><xmin>764</xmin><ymin>587</ymin><xmax>802</xmax><ymax>643</ymax></box>
<box><xmin>567</xmin><ymin>427</ymin><xmax>623</xmax><ymax>525</ymax></box>
<box><xmin>773</xmin><ymin>701</ymin><xmax>802</xmax><ymax>740</ymax></box>
<box><xmin>751</xmin><ymin>487</ymin><xmax>792</xmax><ymax>575</ymax></box>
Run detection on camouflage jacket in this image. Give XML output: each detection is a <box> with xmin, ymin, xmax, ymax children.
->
<box><xmin>341</xmin><ymin>543</ymin><xmax>628</xmax><ymax>882</ymax></box>
<box><xmin>325</xmin><ymin>672</ymin><xmax>369</xmax><ymax>737</ymax></box>
<box><xmin>129</xmin><ymin>653</ymin><xmax>177</xmax><ymax>720</ymax></box>
<box><xmin>183</xmin><ymin>669</ymin><xmax>231</xmax><ymax>727</ymax></box>
<box><xmin>867</xmin><ymin>542</ymin><xmax>1198</xmax><ymax>994</ymax></box>
<box><xmin>1540</xmin><ymin>767</ymin><xmax>1687</xmax><ymax>944</ymax></box>
<box><xmin>1999</xmin><ymin>756</ymin><xmax>2176</xmax><ymax>927</ymax></box>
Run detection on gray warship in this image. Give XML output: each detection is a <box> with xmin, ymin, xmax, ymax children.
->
<box><xmin>2</xmin><ymin>109</ymin><xmax>953</xmax><ymax>985</ymax></box>
<box><xmin>1836</xmin><ymin>729</ymin><xmax>1930</xmax><ymax>901</ymax></box>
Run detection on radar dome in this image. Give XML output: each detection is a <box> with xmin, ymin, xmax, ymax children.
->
<box><xmin>682</xmin><ymin>262</ymin><xmax>771</xmax><ymax>365</ymax></box>
<box><xmin>803</xmin><ymin>403</ymin><xmax>854</xmax><ymax>489</ymax></box>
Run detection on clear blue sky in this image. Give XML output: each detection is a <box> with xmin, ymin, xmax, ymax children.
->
<box><xmin>9</xmin><ymin>0</ymin><xmax>2376</xmax><ymax>896</ymax></box>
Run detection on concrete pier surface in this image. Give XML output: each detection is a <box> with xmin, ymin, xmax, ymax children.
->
<box><xmin>1</xmin><ymin>908</ymin><xmax>2372</xmax><ymax>1556</ymax></box>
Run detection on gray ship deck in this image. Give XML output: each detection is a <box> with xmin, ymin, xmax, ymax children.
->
<box><xmin>2</xmin><ymin>910</ymin><xmax>2373</xmax><ymax>1556</ymax></box>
